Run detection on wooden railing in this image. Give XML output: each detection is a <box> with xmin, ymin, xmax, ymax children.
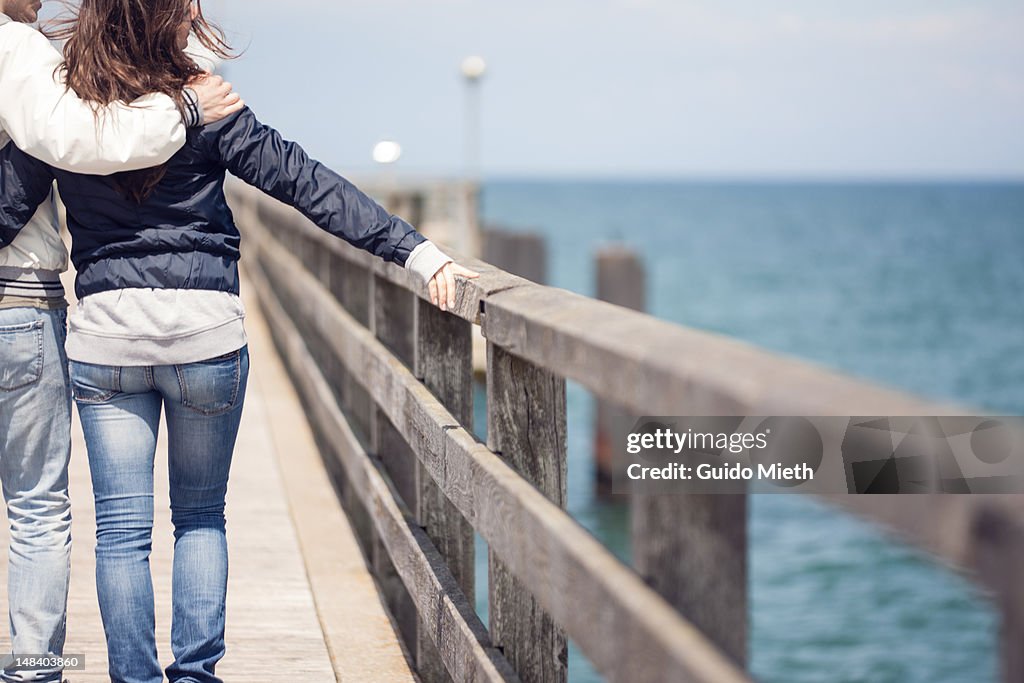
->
<box><xmin>227</xmin><ymin>183</ymin><xmax>1024</xmax><ymax>683</ymax></box>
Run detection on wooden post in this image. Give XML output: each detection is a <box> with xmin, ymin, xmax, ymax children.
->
<box><xmin>414</xmin><ymin>298</ymin><xmax>475</xmax><ymax>595</ymax></box>
<box><xmin>410</xmin><ymin>298</ymin><xmax>476</xmax><ymax>682</ymax></box>
<box><xmin>374</xmin><ymin>276</ymin><xmax>416</xmax><ymax>365</ymax></box>
<box><xmin>482</xmin><ymin>229</ymin><xmax>547</xmax><ymax>285</ymax></box>
<box><xmin>339</xmin><ymin>263</ymin><xmax>373</xmax><ymax>439</ymax></box>
<box><xmin>969</xmin><ymin>503</ymin><xmax>1024</xmax><ymax>683</ymax></box>
<box><xmin>593</xmin><ymin>246</ymin><xmax>646</xmax><ymax>496</ymax></box>
<box><xmin>371</xmin><ymin>275</ymin><xmax>417</xmax><ymax>506</ymax></box>
<box><xmin>307</xmin><ymin>336</ymin><xmax>377</xmax><ymax>562</ymax></box>
<box><xmin>632</xmin><ymin>494</ymin><xmax>748</xmax><ymax>668</ymax></box>
<box><xmin>486</xmin><ymin>342</ymin><xmax>568</xmax><ymax>683</ymax></box>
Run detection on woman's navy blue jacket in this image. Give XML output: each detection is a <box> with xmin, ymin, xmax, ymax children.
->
<box><xmin>0</xmin><ymin>107</ymin><xmax>425</xmax><ymax>300</ymax></box>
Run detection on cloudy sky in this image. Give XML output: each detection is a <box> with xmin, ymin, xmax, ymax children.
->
<box><xmin>200</xmin><ymin>1</ymin><xmax>1023</xmax><ymax>178</ymax></box>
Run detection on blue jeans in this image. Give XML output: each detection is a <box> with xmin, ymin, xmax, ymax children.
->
<box><xmin>0</xmin><ymin>307</ymin><xmax>72</xmax><ymax>683</ymax></box>
<box><xmin>69</xmin><ymin>347</ymin><xmax>248</xmax><ymax>683</ymax></box>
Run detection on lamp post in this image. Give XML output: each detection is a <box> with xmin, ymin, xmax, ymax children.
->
<box><xmin>461</xmin><ymin>55</ymin><xmax>486</xmax><ymax>179</ymax></box>
<box><xmin>460</xmin><ymin>55</ymin><xmax>486</xmax><ymax>257</ymax></box>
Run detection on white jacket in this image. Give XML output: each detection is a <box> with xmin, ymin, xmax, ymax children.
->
<box><xmin>0</xmin><ymin>14</ymin><xmax>187</xmax><ymax>280</ymax></box>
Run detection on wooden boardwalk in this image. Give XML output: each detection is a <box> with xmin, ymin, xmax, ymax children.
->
<box><xmin>0</xmin><ymin>269</ymin><xmax>413</xmax><ymax>682</ymax></box>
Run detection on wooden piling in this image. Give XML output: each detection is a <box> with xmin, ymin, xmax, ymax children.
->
<box><xmin>482</xmin><ymin>229</ymin><xmax>548</xmax><ymax>285</ymax></box>
<box><xmin>594</xmin><ymin>245</ymin><xmax>646</xmax><ymax>496</ymax></box>
<box><xmin>413</xmin><ymin>297</ymin><xmax>477</xmax><ymax>682</ymax></box>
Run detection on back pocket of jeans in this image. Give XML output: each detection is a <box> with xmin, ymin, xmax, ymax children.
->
<box><xmin>176</xmin><ymin>350</ymin><xmax>241</xmax><ymax>416</ymax></box>
<box><xmin>69</xmin><ymin>361</ymin><xmax>120</xmax><ymax>404</ymax></box>
<box><xmin>0</xmin><ymin>320</ymin><xmax>43</xmax><ymax>391</ymax></box>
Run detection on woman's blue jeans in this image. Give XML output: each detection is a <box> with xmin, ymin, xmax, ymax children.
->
<box><xmin>69</xmin><ymin>347</ymin><xmax>249</xmax><ymax>683</ymax></box>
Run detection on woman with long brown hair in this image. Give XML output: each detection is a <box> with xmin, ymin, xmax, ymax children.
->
<box><xmin>0</xmin><ymin>1</ymin><xmax>476</xmax><ymax>681</ymax></box>
<box><xmin>0</xmin><ymin>2</ymin><xmax>240</xmax><ymax>682</ymax></box>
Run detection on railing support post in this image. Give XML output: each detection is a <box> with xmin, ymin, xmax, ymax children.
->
<box><xmin>414</xmin><ymin>298</ymin><xmax>475</xmax><ymax>595</ymax></box>
<box><xmin>486</xmin><ymin>342</ymin><xmax>568</xmax><ymax>683</ymax></box>
<box><xmin>338</xmin><ymin>262</ymin><xmax>373</xmax><ymax>439</ymax></box>
<box><xmin>632</xmin><ymin>494</ymin><xmax>748</xmax><ymax>668</ymax></box>
<box><xmin>412</xmin><ymin>298</ymin><xmax>477</xmax><ymax>681</ymax></box>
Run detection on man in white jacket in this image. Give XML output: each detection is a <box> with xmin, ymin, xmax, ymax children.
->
<box><xmin>0</xmin><ymin>2</ymin><xmax>243</xmax><ymax>680</ymax></box>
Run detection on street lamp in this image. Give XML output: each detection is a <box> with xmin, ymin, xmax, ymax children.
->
<box><xmin>460</xmin><ymin>56</ymin><xmax>487</xmax><ymax>180</ymax></box>
<box><xmin>460</xmin><ymin>56</ymin><xmax>486</xmax><ymax>257</ymax></box>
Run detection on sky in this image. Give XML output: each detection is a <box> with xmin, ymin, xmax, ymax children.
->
<box><xmin>86</xmin><ymin>1</ymin><xmax>1024</xmax><ymax>178</ymax></box>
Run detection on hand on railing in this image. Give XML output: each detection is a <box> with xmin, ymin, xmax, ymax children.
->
<box><xmin>428</xmin><ymin>262</ymin><xmax>480</xmax><ymax>312</ymax></box>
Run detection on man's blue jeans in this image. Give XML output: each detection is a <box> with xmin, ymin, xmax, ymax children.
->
<box><xmin>0</xmin><ymin>307</ymin><xmax>72</xmax><ymax>683</ymax></box>
<box><xmin>69</xmin><ymin>347</ymin><xmax>248</xmax><ymax>683</ymax></box>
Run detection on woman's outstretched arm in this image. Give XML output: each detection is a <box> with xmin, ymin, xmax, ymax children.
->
<box><xmin>202</xmin><ymin>107</ymin><xmax>478</xmax><ymax>307</ymax></box>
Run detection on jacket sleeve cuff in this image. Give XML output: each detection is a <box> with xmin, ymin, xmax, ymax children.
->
<box><xmin>182</xmin><ymin>87</ymin><xmax>203</xmax><ymax>127</ymax></box>
<box><xmin>404</xmin><ymin>241</ymin><xmax>453</xmax><ymax>283</ymax></box>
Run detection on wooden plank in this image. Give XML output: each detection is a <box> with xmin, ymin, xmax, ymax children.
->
<box><xmin>250</xmin><ymin>233</ymin><xmax>751</xmax><ymax>683</ymax></box>
<box><xmin>632</xmin><ymin>494</ymin><xmax>748</xmax><ymax>668</ymax></box>
<box><xmin>486</xmin><ymin>343</ymin><xmax>568</xmax><ymax>683</ymax></box>
<box><xmin>247</xmin><ymin>257</ymin><xmax>517</xmax><ymax>683</ymax></box>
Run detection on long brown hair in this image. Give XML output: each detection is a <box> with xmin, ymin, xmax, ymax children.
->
<box><xmin>48</xmin><ymin>0</ymin><xmax>233</xmax><ymax>202</ymax></box>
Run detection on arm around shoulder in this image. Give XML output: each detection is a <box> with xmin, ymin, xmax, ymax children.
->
<box><xmin>0</xmin><ymin>24</ymin><xmax>186</xmax><ymax>174</ymax></box>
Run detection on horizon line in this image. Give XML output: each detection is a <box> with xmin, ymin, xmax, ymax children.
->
<box><xmin>341</xmin><ymin>167</ymin><xmax>1024</xmax><ymax>185</ymax></box>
